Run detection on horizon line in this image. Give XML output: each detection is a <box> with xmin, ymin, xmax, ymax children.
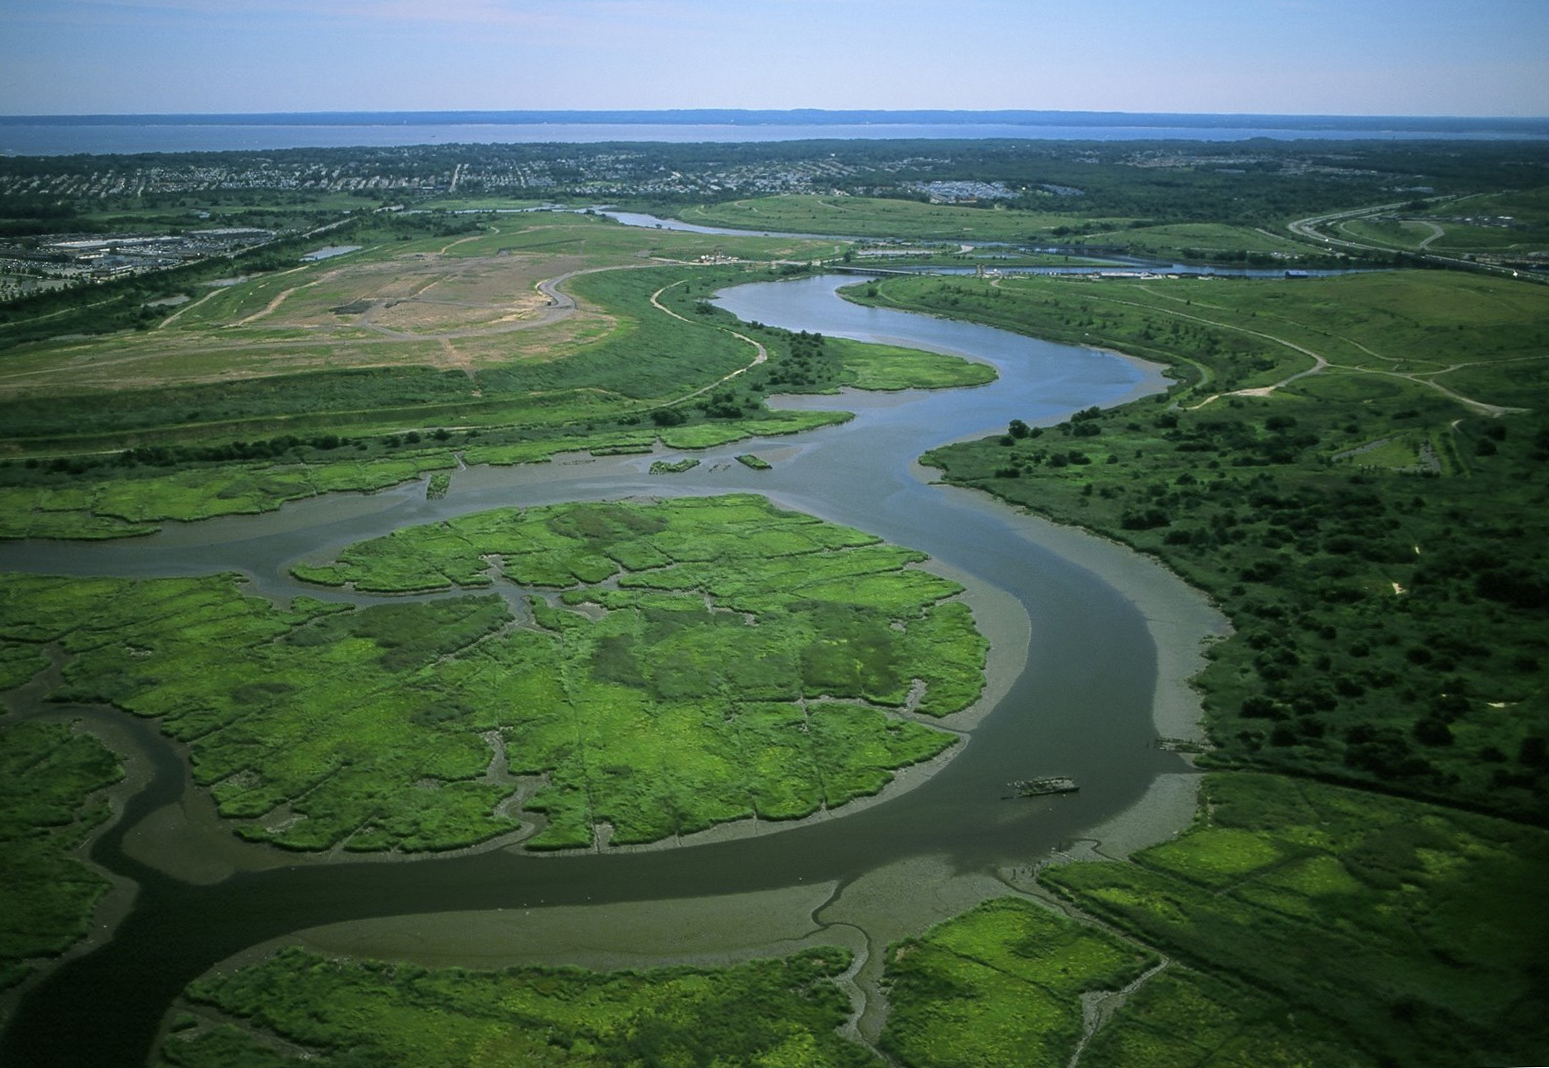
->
<box><xmin>3</xmin><ymin>108</ymin><xmax>1546</xmax><ymax>127</ymax></box>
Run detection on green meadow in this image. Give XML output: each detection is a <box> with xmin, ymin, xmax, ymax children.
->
<box><xmin>0</xmin><ymin>407</ymin><xmax>859</xmax><ymax>543</ymax></box>
<box><xmin>1338</xmin><ymin>216</ymin><xmax>1447</xmax><ymax>251</ymax></box>
<box><xmin>850</xmin><ymin>269</ymin><xmax>1549</xmax><ymax>402</ymax></box>
<box><xmin>1341</xmin><ymin>189</ymin><xmax>1549</xmax><ymax>257</ymax></box>
<box><xmin>2</xmin><ymin>496</ymin><xmax>983</xmax><ymax>852</ymax></box>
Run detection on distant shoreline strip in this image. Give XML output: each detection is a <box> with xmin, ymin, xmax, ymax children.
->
<box><xmin>3</xmin><ymin>110</ymin><xmax>1546</xmax><ymax>136</ymax></box>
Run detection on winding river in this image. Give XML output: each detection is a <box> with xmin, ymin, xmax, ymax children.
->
<box><xmin>1</xmin><ymin>275</ymin><xmax>1224</xmax><ymax>1066</ymax></box>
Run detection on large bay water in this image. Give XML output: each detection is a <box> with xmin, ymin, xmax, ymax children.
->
<box><xmin>8</xmin><ymin>117</ymin><xmax>1540</xmax><ymax>156</ymax></box>
<box><xmin>2</xmin><ymin>276</ymin><xmax>1193</xmax><ymax>1065</ymax></box>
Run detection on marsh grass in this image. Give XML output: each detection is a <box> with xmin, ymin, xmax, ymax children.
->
<box><xmin>0</xmin><ymin>455</ymin><xmax>457</xmax><ymax>538</ymax></box>
<box><xmin>2</xmin><ymin>496</ymin><xmax>984</xmax><ymax>852</ymax></box>
<box><xmin>880</xmin><ymin>897</ymin><xmax>1156</xmax><ymax>1068</ymax></box>
<box><xmin>647</xmin><ymin>457</ymin><xmax>699</xmax><ymax>475</ymax></box>
<box><xmin>159</xmin><ymin>945</ymin><xmax>874</xmax><ymax>1068</ymax></box>
<box><xmin>0</xmin><ymin>722</ymin><xmax>122</xmax><ymax>992</ymax></box>
<box><xmin>1044</xmin><ymin>774</ymin><xmax>1549</xmax><ymax>1068</ymax></box>
<box><xmin>825</xmin><ymin>337</ymin><xmax>996</xmax><ymax>391</ymax></box>
<box><xmin>1079</xmin><ymin>966</ymin><xmax>1370</xmax><ymax>1068</ymax></box>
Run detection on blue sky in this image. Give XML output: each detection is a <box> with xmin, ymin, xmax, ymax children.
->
<box><xmin>3</xmin><ymin>0</ymin><xmax>1546</xmax><ymax>117</ymax></box>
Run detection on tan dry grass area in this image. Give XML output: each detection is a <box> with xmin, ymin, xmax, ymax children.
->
<box><xmin>248</xmin><ymin>253</ymin><xmax>583</xmax><ymax>334</ymax></box>
<box><xmin>0</xmin><ymin>253</ymin><xmax>616</xmax><ymax>397</ymax></box>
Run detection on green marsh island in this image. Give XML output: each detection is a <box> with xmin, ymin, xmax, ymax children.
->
<box><xmin>0</xmin><ymin>494</ymin><xmax>985</xmax><ymax>853</ymax></box>
<box><xmin>2</xmin><ymin>136</ymin><xmax>1548</xmax><ymax>1067</ymax></box>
